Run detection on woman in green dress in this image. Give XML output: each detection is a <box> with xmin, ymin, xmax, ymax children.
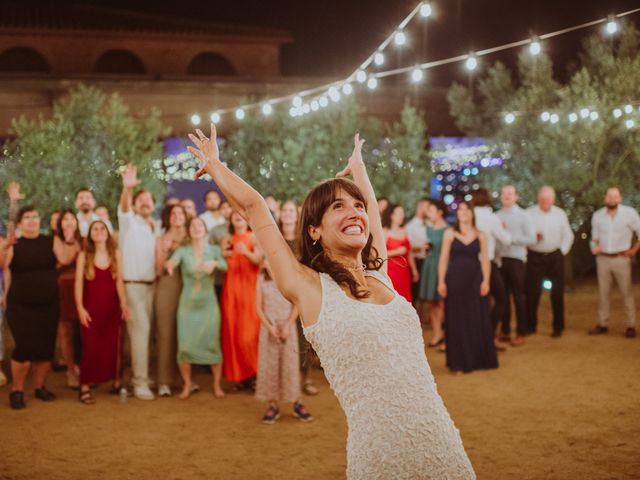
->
<box><xmin>418</xmin><ymin>199</ymin><xmax>449</xmax><ymax>347</ymax></box>
<box><xmin>167</xmin><ymin>216</ymin><xmax>227</xmax><ymax>399</ymax></box>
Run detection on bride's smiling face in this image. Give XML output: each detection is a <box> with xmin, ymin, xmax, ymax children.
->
<box><xmin>310</xmin><ymin>189</ymin><xmax>369</xmax><ymax>252</ymax></box>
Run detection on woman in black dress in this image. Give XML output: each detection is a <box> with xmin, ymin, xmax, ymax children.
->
<box><xmin>437</xmin><ymin>201</ymin><xmax>498</xmax><ymax>373</ymax></box>
<box><xmin>0</xmin><ymin>183</ymin><xmax>79</xmax><ymax>409</ymax></box>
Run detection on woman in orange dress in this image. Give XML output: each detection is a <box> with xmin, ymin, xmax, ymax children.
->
<box><xmin>221</xmin><ymin>211</ymin><xmax>263</xmax><ymax>387</ymax></box>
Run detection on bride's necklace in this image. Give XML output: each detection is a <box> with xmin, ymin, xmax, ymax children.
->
<box><xmin>342</xmin><ymin>263</ymin><xmax>366</xmax><ymax>273</ymax></box>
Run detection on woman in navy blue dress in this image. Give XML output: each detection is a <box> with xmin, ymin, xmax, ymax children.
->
<box><xmin>437</xmin><ymin>201</ymin><xmax>498</xmax><ymax>373</ymax></box>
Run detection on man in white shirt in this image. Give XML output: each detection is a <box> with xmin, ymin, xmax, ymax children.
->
<box><xmin>496</xmin><ymin>185</ymin><xmax>536</xmax><ymax>345</ymax></box>
<box><xmin>199</xmin><ymin>189</ymin><xmax>226</xmax><ymax>230</ymax></box>
<box><xmin>589</xmin><ymin>187</ymin><xmax>640</xmax><ymax>338</ymax></box>
<box><xmin>406</xmin><ymin>198</ymin><xmax>430</xmax><ymax>306</ymax></box>
<box><xmin>525</xmin><ymin>186</ymin><xmax>574</xmax><ymax>337</ymax></box>
<box><xmin>472</xmin><ymin>189</ymin><xmax>512</xmax><ymax>347</ymax></box>
<box><xmin>118</xmin><ymin>164</ymin><xmax>158</xmax><ymax>400</ymax></box>
<box><xmin>75</xmin><ymin>188</ymin><xmax>114</xmax><ymax>237</ymax></box>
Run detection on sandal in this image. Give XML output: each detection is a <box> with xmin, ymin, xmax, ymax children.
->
<box><xmin>78</xmin><ymin>388</ymin><xmax>96</xmax><ymax>405</ymax></box>
<box><xmin>303</xmin><ymin>380</ymin><xmax>318</xmax><ymax>396</ymax></box>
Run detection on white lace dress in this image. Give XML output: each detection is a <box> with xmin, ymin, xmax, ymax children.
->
<box><xmin>304</xmin><ymin>271</ymin><xmax>476</xmax><ymax>480</ymax></box>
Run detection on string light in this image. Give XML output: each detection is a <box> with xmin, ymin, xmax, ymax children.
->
<box><xmin>589</xmin><ymin>111</ymin><xmax>599</xmax><ymax>121</ymax></box>
<box><xmin>261</xmin><ymin>103</ymin><xmax>273</xmax><ymax>116</ymax></box>
<box><xmin>613</xmin><ymin>108</ymin><xmax>622</xmax><ymax>118</ymax></box>
<box><xmin>605</xmin><ymin>15</ymin><xmax>619</xmax><ymax>35</ymax></box>
<box><xmin>310</xmin><ymin>100</ymin><xmax>320</xmax><ymax>111</ymax></box>
<box><xmin>580</xmin><ymin>108</ymin><xmax>590</xmax><ymax>119</ymax></box>
<box><xmin>411</xmin><ymin>67</ymin><xmax>424</xmax><ymax>83</ymax></box>
<box><xmin>540</xmin><ymin>111</ymin><xmax>550</xmax><ymax>122</ymax></box>
<box><xmin>374</xmin><ymin>52</ymin><xmax>385</xmax><ymax>66</ymax></box>
<box><xmin>289</xmin><ymin>107</ymin><xmax>298</xmax><ymax>117</ymax></box>
<box><xmin>568</xmin><ymin>113</ymin><xmax>578</xmax><ymax>123</ymax></box>
<box><xmin>235</xmin><ymin>108</ymin><xmax>245</xmax><ymax>120</ymax></box>
<box><xmin>190</xmin><ymin>114</ymin><xmax>201</xmax><ymax>126</ymax></box>
<box><xmin>292</xmin><ymin>96</ymin><xmax>303</xmax><ymax>108</ymax></box>
<box><xmin>529</xmin><ymin>37</ymin><xmax>542</xmax><ymax>55</ymax></box>
<box><xmin>626</xmin><ymin>119</ymin><xmax>635</xmax><ymax>129</ymax></box>
<box><xmin>504</xmin><ymin>113</ymin><xmax>516</xmax><ymax>124</ymax></box>
<box><xmin>624</xmin><ymin>104</ymin><xmax>633</xmax><ymax>114</ymax></box>
<box><xmin>394</xmin><ymin>30</ymin><xmax>407</xmax><ymax>46</ymax></box>
<box><xmin>342</xmin><ymin>83</ymin><xmax>353</xmax><ymax>95</ymax></box>
<box><xmin>319</xmin><ymin>96</ymin><xmax>329</xmax><ymax>108</ymax></box>
<box><xmin>367</xmin><ymin>77</ymin><xmax>379</xmax><ymax>90</ymax></box>
<box><xmin>420</xmin><ymin>2</ymin><xmax>432</xmax><ymax>17</ymax></box>
<box><xmin>549</xmin><ymin>113</ymin><xmax>560</xmax><ymax>124</ymax></box>
<box><xmin>302</xmin><ymin>104</ymin><xmax>311</xmax><ymax>114</ymax></box>
<box><xmin>465</xmin><ymin>53</ymin><xmax>478</xmax><ymax>71</ymax></box>
<box><xmin>210</xmin><ymin>112</ymin><xmax>220</xmax><ymax>124</ymax></box>
<box><xmin>188</xmin><ymin>5</ymin><xmax>640</xmax><ymax>123</ymax></box>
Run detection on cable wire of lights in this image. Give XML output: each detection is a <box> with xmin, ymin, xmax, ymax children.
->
<box><xmin>190</xmin><ymin>5</ymin><xmax>640</xmax><ymax>124</ymax></box>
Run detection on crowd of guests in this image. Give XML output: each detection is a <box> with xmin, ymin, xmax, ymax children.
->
<box><xmin>0</xmin><ymin>167</ymin><xmax>315</xmax><ymax>424</ymax></box>
<box><xmin>1</xmin><ymin>171</ymin><xmax>638</xmax><ymax>411</ymax></box>
<box><xmin>380</xmin><ymin>184</ymin><xmax>639</xmax><ymax>374</ymax></box>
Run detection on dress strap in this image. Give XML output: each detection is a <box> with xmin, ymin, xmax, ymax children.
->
<box><xmin>365</xmin><ymin>269</ymin><xmax>393</xmax><ymax>290</ymax></box>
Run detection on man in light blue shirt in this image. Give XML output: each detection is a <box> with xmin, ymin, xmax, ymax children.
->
<box><xmin>496</xmin><ymin>185</ymin><xmax>536</xmax><ymax>345</ymax></box>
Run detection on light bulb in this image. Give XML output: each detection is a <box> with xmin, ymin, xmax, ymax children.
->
<box><xmin>613</xmin><ymin>108</ymin><xmax>622</xmax><ymax>118</ymax></box>
<box><xmin>289</xmin><ymin>107</ymin><xmax>298</xmax><ymax>117</ymax></box>
<box><xmin>394</xmin><ymin>31</ymin><xmax>407</xmax><ymax>46</ymax></box>
<box><xmin>191</xmin><ymin>114</ymin><xmax>201</xmax><ymax>126</ymax></box>
<box><xmin>235</xmin><ymin>108</ymin><xmax>245</xmax><ymax>120</ymax></box>
<box><xmin>367</xmin><ymin>77</ymin><xmax>378</xmax><ymax>90</ymax></box>
<box><xmin>420</xmin><ymin>3</ymin><xmax>432</xmax><ymax>17</ymax></box>
<box><xmin>319</xmin><ymin>96</ymin><xmax>329</xmax><ymax>108</ymax></box>
<box><xmin>411</xmin><ymin>67</ymin><xmax>424</xmax><ymax>83</ymax></box>
<box><xmin>210</xmin><ymin>112</ymin><xmax>220</xmax><ymax>124</ymax></box>
<box><xmin>540</xmin><ymin>111</ymin><xmax>550</xmax><ymax>122</ymax></box>
<box><xmin>605</xmin><ymin>16</ymin><xmax>618</xmax><ymax>35</ymax></box>
<box><xmin>342</xmin><ymin>83</ymin><xmax>353</xmax><ymax>95</ymax></box>
<box><xmin>589</xmin><ymin>111</ymin><xmax>599</xmax><ymax>121</ymax></box>
<box><xmin>465</xmin><ymin>54</ymin><xmax>477</xmax><ymax>71</ymax></box>
<box><xmin>580</xmin><ymin>108</ymin><xmax>590</xmax><ymax>118</ymax></box>
<box><xmin>292</xmin><ymin>96</ymin><xmax>303</xmax><ymax>108</ymax></box>
<box><xmin>624</xmin><ymin>104</ymin><xmax>633</xmax><ymax>114</ymax></box>
<box><xmin>529</xmin><ymin>40</ymin><xmax>541</xmax><ymax>56</ymax></box>
<box><xmin>310</xmin><ymin>100</ymin><xmax>319</xmax><ymax>111</ymax></box>
<box><xmin>625</xmin><ymin>119</ymin><xmax>635</xmax><ymax>129</ymax></box>
<box><xmin>374</xmin><ymin>52</ymin><xmax>384</xmax><ymax>66</ymax></box>
<box><xmin>504</xmin><ymin>113</ymin><xmax>515</xmax><ymax>124</ymax></box>
<box><xmin>356</xmin><ymin>70</ymin><xmax>367</xmax><ymax>83</ymax></box>
<box><xmin>568</xmin><ymin>113</ymin><xmax>578</xmax><ymax>123</ymax></box>
<box><xmin>550</xmin><ymin>113</ymin><xmax>559</xmax><ymax>124</ymax></box>
<box><xmin>261</xmin><ymin>104</ymin><xmax>273</xmax><ymax>116</ymax></box>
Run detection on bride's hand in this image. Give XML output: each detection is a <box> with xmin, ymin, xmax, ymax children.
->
<box><xmin>336</xmin><ymin>133</ymin><xmax>365</xmax><ymax>179</ymax></box>
<box><xmin>188</xmin><ymin>124</ymin><xmax>221</xmax><ymax>179</ymax></box>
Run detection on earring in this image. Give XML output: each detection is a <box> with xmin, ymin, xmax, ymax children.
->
<box><xmin>313</xmin><ymin>239</ymin><xmax>318</xmax><ymax>246</ymax></box>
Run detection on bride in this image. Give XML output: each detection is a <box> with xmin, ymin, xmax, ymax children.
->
<box><xmin>188</xmin><ymin>125</ymin><xmax>475</xmax><ymax>479</ymax></box>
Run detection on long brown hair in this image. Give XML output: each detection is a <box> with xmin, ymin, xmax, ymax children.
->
<box><xmin>298</xmin><ymin>178</ymin><xmax>384</xmax><ymax>299</ymax></box>
<box><xmin>56</xmin><ymin>209</ymin><xmax>82</xmax><ymax>243</ymax></box>
<box><xmin>84</xmin><ymin>220</ymin><xmax>118</xmax><ymax>280</ymax></box>
<box><xmin>453</xmin><ymin>200</ymin><xmax>477</xmax><ymax>233</ymax></box>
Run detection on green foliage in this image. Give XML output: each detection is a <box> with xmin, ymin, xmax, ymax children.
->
<box><xmin>221</xmin><ymin>98</ymin><xmax>431</xmax><ymax>211</ymax></box>
<box><xmin>447</xmin><ymin>22</ymin><xmax>640</xmax><ymax>273</ymax></box>
<box><xmin>0</xmin><ymin>84</ymin><xmax>169</xmax><ymax>227</ymax></box>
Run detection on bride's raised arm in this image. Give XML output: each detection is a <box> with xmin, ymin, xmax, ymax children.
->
<box><xmin>187</xmin><ymin>124</ymin><xmax>314</xmax><ymax>304</ymax></box>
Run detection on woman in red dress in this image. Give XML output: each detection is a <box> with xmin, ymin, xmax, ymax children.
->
<box><xmin>221</xmin><ymin>211</ymin><xmax>263</xmax><ymax>387</ymax></box>
<box><xmin>382</xmin><ymin>204</ymin><xmax>419</xmax><ymax>303</ymax></box>
<box><xmin>74</xmin><ymin>220</ymin><xmax>130</xmax><ymax>404</ymax></box>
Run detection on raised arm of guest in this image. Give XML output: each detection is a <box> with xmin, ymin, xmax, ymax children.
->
<box><xmin>119</xmin><ymin>164</ymin><xmax>141</xmax><ymax>214</ymax></box>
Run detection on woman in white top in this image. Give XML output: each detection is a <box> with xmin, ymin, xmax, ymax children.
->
<box><xmin>187</xmin><ymin>125</ymin><xmax>475</xmax><ymax>480</ymax></box>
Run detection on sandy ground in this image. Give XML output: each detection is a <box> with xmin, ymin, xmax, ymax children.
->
<box><xmin>1</xmin><ymin>280</ymin><xmax>640</xmax><ymax>480</ymax></box>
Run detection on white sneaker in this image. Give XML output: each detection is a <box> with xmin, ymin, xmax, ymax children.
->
<box><xmin>133</xmin><ymin>385</ymin><xmax>155</xmax><ymax>400</ymax></box>
<box><xmin>0</xmin><ymin>370</ymin><xmax>7</xmax><ymax>387</ymax></box>
<box><xmin>158</xmin><ymin>384</ymin><xmax>172</xmax><ymax>397</ymax></box>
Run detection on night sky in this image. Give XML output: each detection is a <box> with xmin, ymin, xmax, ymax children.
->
<box><xmin>23</xmin><ymin>0</ymin><xmax>640</xmax><ymax>85</ymax></box>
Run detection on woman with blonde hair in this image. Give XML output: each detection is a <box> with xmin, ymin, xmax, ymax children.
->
<box><xmin>75</xmin><ymin>220</ymin><xmax>130</xmax><ymax>404</ymax></box>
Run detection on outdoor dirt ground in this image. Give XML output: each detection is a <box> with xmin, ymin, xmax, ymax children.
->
<box><xmin>1</xmin><ymin>280</ymin><xmax>639</xmax><ymax>480</ymax></box>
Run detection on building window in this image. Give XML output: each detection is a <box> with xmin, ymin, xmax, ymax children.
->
<box><xmin>95</xmin><ymin>50</ymin><xmax>146</xmax><ymax>74</ymax></box>
<box><xmin>0</xmin><ymin>47</ymin><xmax>50</xmax><ymax>73</ymax></box>
<box><xmin>187</xmin><ymin>52</ymin><xmax>236</xmax><ymax>76</ymax></box>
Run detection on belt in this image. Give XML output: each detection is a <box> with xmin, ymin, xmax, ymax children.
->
<box><xmin>528</xmin><ymin>249</ymin><xmax>561</xmax><ymax>257</ymax></box>
<box><xmin>124</xmin><ymin>280</ymin><xmax>154</xmax><ymax>285</ymax></box>
<box><xmin>599</xmin><ymin>251</ymin><xmax>626</xmax><ymax>257</ymax></box>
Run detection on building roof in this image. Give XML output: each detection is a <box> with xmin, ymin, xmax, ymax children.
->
<box><xmin>0</xmin><ymin>3</ymin><xmax>293</xmax><ymax>42</ymax></box>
